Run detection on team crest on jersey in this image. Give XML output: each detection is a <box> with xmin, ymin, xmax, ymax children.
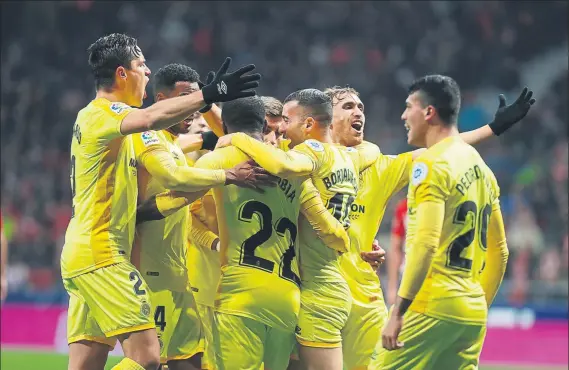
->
<box><xmin>306</xmin><ymin>139</ymin><xmax>324</xmax><ymax>152</ymax></box>
<box><xmin>411</xmin><ymin>162</ymin><xmax>429</xmax><ymax>186</ymax></box>
<box><xmin>110</xmin><ymin>102</ymin><xmax>129</xmax><ymax>115</ymax></box>
<box><xmin>345</xmin><ymin>147</ymin><xmax>357</xmax><ymax>153</ymax></box>
<box><xmin>141</xmin><ymin>131</ymin><xmax>160</xmax><ymax>147</ymax></box>
<box><xmin>140</xmin><ymin>300</ymin><xmax>151</xmax><ymax>317</ymax></box>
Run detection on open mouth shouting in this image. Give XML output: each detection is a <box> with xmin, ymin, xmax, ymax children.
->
<box><xmin>351</xmin><ymin>120</ymin><xmax>364</xmax><ymax>135</ymax></box>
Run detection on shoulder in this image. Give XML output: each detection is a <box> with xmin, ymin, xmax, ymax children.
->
<box><xmin>133</xmin><ymin>130</ymin><xmax>164</xmax><ymax>150</ymax></box>
<box><xmin>303</xmin><ymin>139</ymin><xmax>326</xmax><ymax>153</ymax></box>
<box><xmin>194</xmin><ymin>147</ymin><xmax>236</xmax><ymax>169</ymax></box>
<box><xmin>410</xmin><ymin>156</ymin><xmax>449</xmax><ymax>187</ymax></box>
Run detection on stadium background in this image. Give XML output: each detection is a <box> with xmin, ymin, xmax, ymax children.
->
<box><xmin>0</xmin><ymin>1</ymin><xmax>567</xmax><ymax>369</ymax></box>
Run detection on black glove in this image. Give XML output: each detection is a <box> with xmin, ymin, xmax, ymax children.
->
<box><xmin>200</xmin><ymin>130</ymin><xmax>219</xmax><ymax>151</ymax></box>
<box><xmin>198</xmin><ymin>71</ymin><xmax>216</xmax><ymax>114</ymax></box>
<box><xmin>201</xmin><ymin>57</ymin><xmax>261</xmax><ymax>104</ymax></box>
<box><xmin>488</xmin><ymin>87</ymin><xmax>536</xmax><ymax>136</ymax></box>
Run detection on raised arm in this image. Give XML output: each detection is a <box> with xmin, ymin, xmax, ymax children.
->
<box><xmin>121</xmin><ymin>58</ymin><xmax>261</xmax><ymax>135</ymax></box>
<box><xmin>480</xmin><ymin>200</ymin><xmax>509</xmax><ymax>307</ymax></box>
<box><xmin>227</xmin><ymin>133</ymin><xmax>321</xmax><ymax>178</ymax></box>
<box><xmin>136</xmin><ymin>190</ymin><xmax>207</xmax><ymax>224</ymax></box>
<box><xmin>300</xmin><ymin>179</ymin><xmax>349</xmax><ymax>253</ymax></box>
<box><xmin>350</xmin><ymin>141</ymin><xmax>380</xmax><ymax>172</ymax></box>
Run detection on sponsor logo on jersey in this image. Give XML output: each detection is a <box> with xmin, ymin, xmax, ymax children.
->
<box><xmin>140</xmin><ymin>300</ymin><xmax>151</xmax><ymax>317</ymax></box>
<box><xmin>141</xmin><ymin>131</ymin><xmax>160</xmax><ymax>147</ymax></box>
<box><xmin>411</xmin><ymin>162</ymin><xmax>428</xmax><ymax>185</ymax></box>
<box><xmin>110</xmin><ymin>102</ymin><xmax>129</xmax><ymax>115</ymax></box>
<box><xmin>305</xmin><ymin>139</ymin><xmax>324</xmax><ymax>152</ymax></box>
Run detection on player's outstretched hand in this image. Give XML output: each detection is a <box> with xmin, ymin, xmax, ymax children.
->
<box><xmin>360</xmin><ymin>239</ymin><xmax>386</xmax><ymax>271</ymax></box>
<box><xmin>225</xmin><ymin>160</ymin><xmax>278</xmax><ymax>193</ymax></box>
<box><xmin>382</xmin><ymin>314</ymin><xmax>405</xmax><ymax>351</ymax></box>
<box><xmin>201</xmin><ymin>57</ymin><xmax>261</xmax><ymax>104</ymax></box>
<box><xmin>198</xmin><ymin>71</ymin><xmax>216</xmax><ymax>113</ymax></box>
<box><xmin>489</xmin><ymin>87</ymin><xmax>536</xmax><ymax>136</ymax></box>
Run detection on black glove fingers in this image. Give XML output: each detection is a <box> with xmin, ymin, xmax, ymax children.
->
<box><xmin>206</xmin><ymin>71</ymin><xmax>216</xmax><ymax>84</ymax></box>
<box><xmin>240</xmin><ymin>82</ymin><xmax>260</xmax><ymax>90</ymax></box>
<box><xmin>240</xmin><ymin>74</ymin><xmax>262</xmax><ymax>84</ymax></box>
<box><xmin>231</xmin><ymin>64</ymin><xmax>257</xmax><ymax>77</ymax></box>
<box><xmin>524</xmin><ymin>90</ymin><xmax>533</xmax><ymax>103</ymax></box>
<box><xmin>515</xmin><ymin>87</ymin><xmax>529</xmax><ymax>104</ymax></box>
<box><xmin>529</xmin><ymin>98</ymin><xmax>536</xmax><ymax>105</ymax></box>
<box><xmin>498</xmin><ymin>94</ymin><xmax>507</xmax><ymax>108</ymax></box>
<box><xmin>216</xmin><ymin>57</ymin><xmax>232</xmax><ymax>77</ymax></box>
<box><xmin>237</xmin><ymin>90</ymin><xmax>257</xmax><ymax>98</ymax></box>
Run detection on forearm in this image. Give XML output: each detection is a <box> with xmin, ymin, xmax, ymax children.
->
<box><xmin>397</xmin><ymin>201</ymin><xmax>443</xmax><ymax>312</ymax></box>
<box><xmin>145</xmin><ymin>90</ymin><xmax>206</xmax><ymax>131</ymax></box>
<box><xmin>300</xmin><ymin>185</ymin><xmax>349</xmax><ymax>253</ymax></box>
<box><xmin>178</xmin><ymin>131</ymin><xmax>218</xmax><ymax>154</ymax></box>
<box><xmin>232</xmin><ymin>133</ymin><xmax>314</xmax><ymax>177</ymax></box>
<box><xmin>143</xmin><ymin>152</ymin><xmax>226</xmax><ymax>192</ymax></box>
<box><xmin>459</xmin><ymin>125</ymin><xmax>494</xmax><ymax>146</ymax></box>
<box><xmin>137</xmin><ymin>190</ymin><xmax>207</xmax><ymax>224</ymax></box>
<box><xmin>190</xmin><ymin>213</ymin><xmax>219</xmax><ymax>251</ymax></box>
<box><xmin>202</xmin><ymin>104</ymin><xmax>224</xmax><ymax>138</ymax></box>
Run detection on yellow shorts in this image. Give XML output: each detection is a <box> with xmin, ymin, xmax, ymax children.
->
<box><xmin>212</xmin><ymin>312</ymin><xmax>295</xmax><ymax>370</ymax></box>
<box><xmin>374</xmin><ymin>311</ymin><xmax>486</xmax><ymax>370</ymax></box>
<box><xmin>197</xmin><ymin>303</ymin><xmax>215</xmax><ymax>370</ymax></box>
<box><xmin>150</xmin><ymin>287</ymin><xmax>204</xmax><ymax>364</ymax></box>
<box><xmin>296</xmin><ymin>280</ymin><xmax>352</xmax><ymax>348</ymax></box>
<box><xmin>341</xmin><ymin>300</ymin><xmax>388</xmax><ymax>369</ymax></box>
<box><xmin>63</xmin><ymin>261</ymin><xmax>155</xmax><ymax>347</ymax></box>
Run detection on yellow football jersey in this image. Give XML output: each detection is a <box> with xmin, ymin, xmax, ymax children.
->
<box><xmin>61</xmin><ymin>98</ymin><xmax>137</xmax><ymax>278</ymax></box>
<box><xmin>187</xmin><ymin>190</ymin><xmax>221</xmax><ymax>307</ymax></box>
<box><xmin>406</xmin><ymin>136</ymin><xmax>500</xmax><ymax>325</ymax></box>
<box><xmin>194</xmin><ymin>145</ymin><xmax>304</xmax><ymax>332</ymax></box>
<box><xmin>131</xmin><ymin>130</ymin><xmax>190</xmax><ymax>293</ymax></box>
<box><xmin>228</xmin><ymin>134</ymin><xmax>378</xmax><ymax>283</ymax></box>
<box><xmin>340</xmin><ymin>151</ymin><xmax>413</xmax><ymax>305</ymax></box>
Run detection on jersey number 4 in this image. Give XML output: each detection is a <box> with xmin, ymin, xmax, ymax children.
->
<box><xmin>447</xmin><ymin>201</ymin><xmax>491</xmax><ymax>271</ymax></box>
<box><xmin>238</xmin><ymin>200</ymin><xmax>301</xmax><ymax>287</ymax></box>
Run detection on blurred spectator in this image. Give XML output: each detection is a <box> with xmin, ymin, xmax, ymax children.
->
<box><xmin>0</xmin><ymin>1</ymin><xmax>567</xmax><ymax>305</ymax></box>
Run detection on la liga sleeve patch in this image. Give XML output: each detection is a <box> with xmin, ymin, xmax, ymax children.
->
<box><xmin>411</xmin><ymin>162</ymin><xmax>429</xmax><ymax>186</ymax></box>
<box><xmin>141</xmin><ymin>131</ymin><xmax>160</xmax><ymax>147</ymax></box>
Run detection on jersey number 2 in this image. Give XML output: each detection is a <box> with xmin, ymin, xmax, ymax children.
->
<box><xmin>238</xmin><ymin>200</ymin><xmax>301</xmax><ymax>287</ymax></box>
<box><xmin>447</xmin><ymin>201</ymin><xmax>491</xmax><ymax>271</ymax></box>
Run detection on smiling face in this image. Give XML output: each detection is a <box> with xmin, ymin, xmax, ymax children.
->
<box><xmin>401</xmin><ymin>91</ymin><xmax>430</xmax><ymax>147</ymax></box>
<box><xmin>156</xmin><ymin>81</ymin><xmax>200</xmax><ymax>135</ymax></box>
<box><xmin>330</xmin><ymin>92</ymin><xmax>365</xmax><ymax>147</ymax></box>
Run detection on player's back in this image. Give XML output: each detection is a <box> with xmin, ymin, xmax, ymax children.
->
<box><xmin>194</xmin><ymin>146</ymin><xmax>303</xmax><ymax>332</ymax></box>
<box><xmin>299</xmin><ymin>141</ymin><xmax>359</xmax><ymax>283</ymax></box>
<box><xmin>408</xmin><ymin>136</ymin><xmax>499</xmax><ymax>324</ymax></box>
<box><xmin>61</xmin><ymin>98</ymin><xmax>137</xmax><ymax>279</ymax></box>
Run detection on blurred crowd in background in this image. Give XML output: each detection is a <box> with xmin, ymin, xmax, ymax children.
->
<box><xmin>1</xmin><ymin>1</ymin><xmax>567</xmax><ymax>307</ymax></box>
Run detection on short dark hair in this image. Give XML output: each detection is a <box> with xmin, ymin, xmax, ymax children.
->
<box><xmin>221</xmin><ymin>96</ymin><xmax>266</xmax><ymax>134</ymax></box>
<box><xmin>408</xmin><ymin>75</ymin><xmax>461</xmax><ymax>125</ymax></box>
<box><xmin>87</xmin><ymin>33</ymin><xmax>142</xmax><ymax>90</ymax></box>
<box><xmin>284</xmin><ymin>89</ymin><xmax>333</xmax><ymax>126</ymax></box>
<box><xmin>260</xmin><ymin>96</ymin><xmax>283</xmax><ymax>118</ymax></box>
<box><xmin>153</xmin><ymin>64</ymin><xmax>201</xmax><ymax>97</ymax></box>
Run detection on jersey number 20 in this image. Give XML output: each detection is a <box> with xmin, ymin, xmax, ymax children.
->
<box><xmin>238</xmin><ymin>200</ymin><xmax>301</xmax><ymax>287</ymax></box>
<box><xmin>447</xmin><ymin>201</ymin><xmax>491</xmax><ymax>271</ymax></box>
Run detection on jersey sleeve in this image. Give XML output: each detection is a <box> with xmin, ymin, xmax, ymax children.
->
<box><xmin>93</xmin><ymin>102</ymin><xmax>134</xmax><ymax>141</ymax></box>
<box><xmin>133</xmin><ymin>131</ymin><xmax>226</xmax><ymax>192</ymax></box>
<box><xmin>189</xmin><ymin>193</ymin><xmax>219</xmax><ymax>250</ymax></box>
<box><xmin>348</xmin><ymin>141</ymin><xmax>380</xmax><ymax>172</ymax></box>
<box><xmin>230</xmin><ymin>133</ymin><xmax>323</xmax><ymax>178</ymax></box>
<box><xmin>376</xmin><ymin>152</ymin><xmax>413</xmax><ymax>197</ymax></box>
<box><xmin>410</xmin><ymin>159</ymin><xmax>451</xmax><ymax>205</ymax></box>
<box><xmin>398</xmin><ymin>200</ymin><xmax>444</xmax><ymax>300</ymax></box>
<box><xmin>299</xmin><ymin>179</ymin><xmax>349</xmax><ymax>253</ymax></box>
<box><xmin>480</xmin><ymin>176</ymin><xmax>508</xmax><ymax>307</ymax></box>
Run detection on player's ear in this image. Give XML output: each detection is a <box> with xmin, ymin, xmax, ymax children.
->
<box><xmin>424</xmin><ymin>105</ymin><xmax>436</xmax><ymax>121</ymax></box>
<box><xmin>116</xmin><ymin>66</ymin><xmax>128</xmax><ymax>81</ymax></box>
<box><xmin>155</xmin><ymin>92</ymin><xmax>167</xmax><ymax>102</ymax></box>
<box><xmin>304</xmin><ymin>117</ymin><xmax>314</xmax><ymax>130</ymax></box>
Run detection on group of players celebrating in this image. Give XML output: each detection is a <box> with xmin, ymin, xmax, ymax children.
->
<box><xmin>61</xmin><ymin>33</ymin><xmax>536</xmax><ymax>370</ymax></box>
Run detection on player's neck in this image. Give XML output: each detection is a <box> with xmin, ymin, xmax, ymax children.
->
<box><xmin>309</xmin><ymin>128</ymin><xmax>333</xmax><ymax>144</ymax></box>
<box><xmin>425</xmin><ymin>124</ymin><xmax>459</xmax><ymax>148</ymax></box>
<box><xmin>96</xmin><ymin>89</ymin><xmax>129</xmax><ymax>104</ymax></box>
